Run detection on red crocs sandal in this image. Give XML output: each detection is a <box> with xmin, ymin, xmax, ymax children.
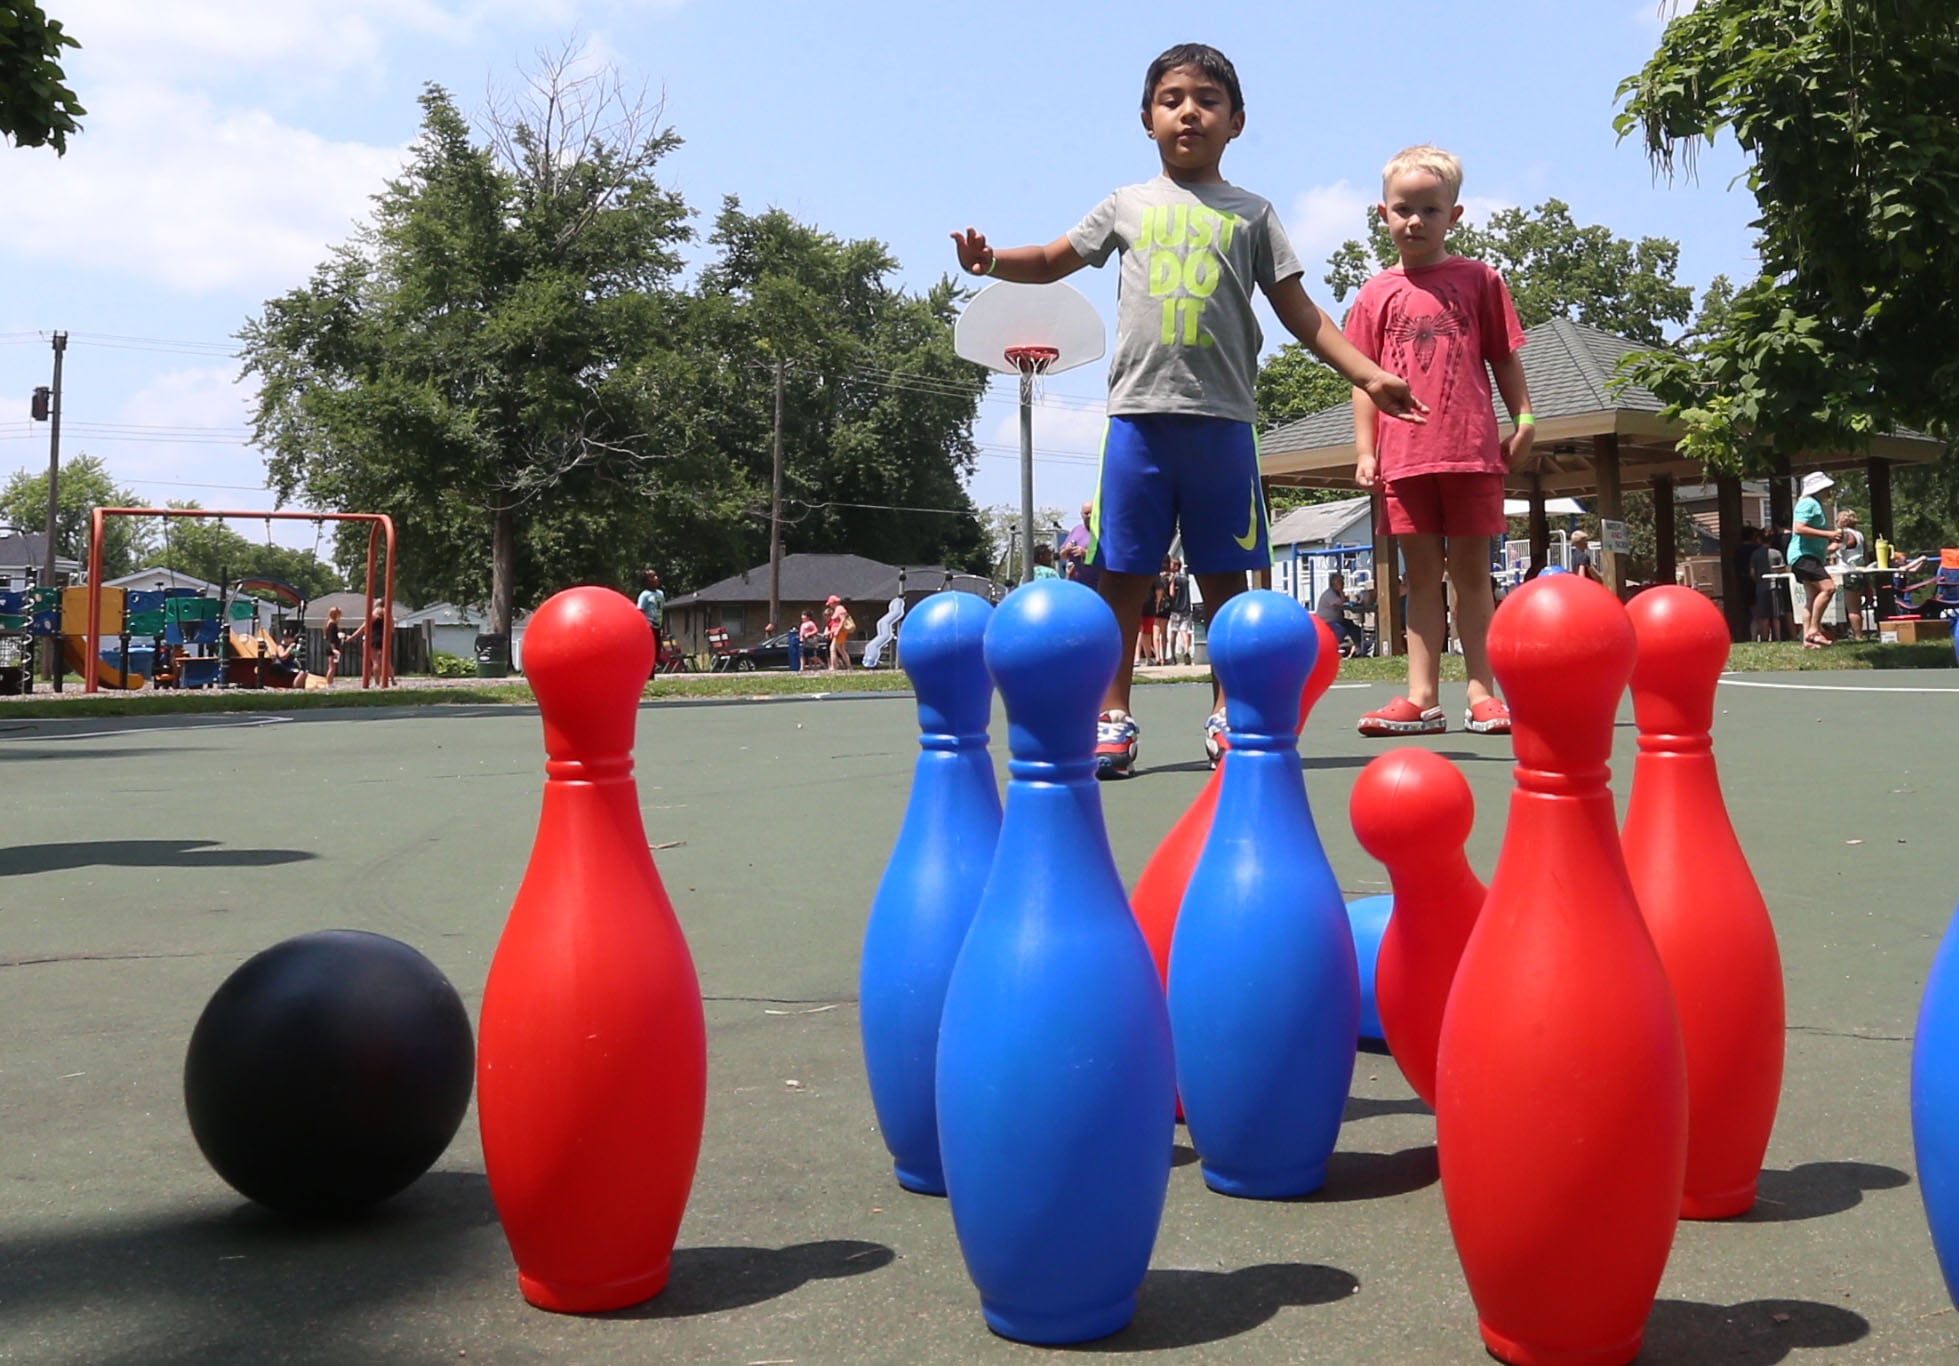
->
<box><xmin>1357</xmin><ymin>697</ymin><xmax>1448</xmax><ymax>738</ymax></box>
<box><xmin>1464</xmin><ymin>697</ymin><xmax>1512</xmax><ymax>735</ymax></box>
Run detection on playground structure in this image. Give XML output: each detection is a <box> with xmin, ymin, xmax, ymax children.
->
<box><xmin>1</xmin><ymin>579</ymin><xmax>337</xmax><ymax>693</ymax></box>
<box><xmin>82</xmin><ymin>508</ymin><xmax>397</xmax><ymax>695</ymax></box>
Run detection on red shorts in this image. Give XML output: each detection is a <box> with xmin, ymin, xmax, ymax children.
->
<box><xmin>1377</xmin><ymin>472</ymin><xmax>1507</xmax><ymax>538</ymax></box>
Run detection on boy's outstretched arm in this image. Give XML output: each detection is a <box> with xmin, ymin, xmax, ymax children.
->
<box><xmin>1266</xmin><ymin>276</ymin><xmax>1424</xmax><ymax>421</ymax></box>
<box><xmin>951</xmin><ymin>228</ymin><xmax>1086</xmax><ymax>285</ymax></box>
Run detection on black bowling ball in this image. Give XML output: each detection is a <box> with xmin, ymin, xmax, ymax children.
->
<box><xmin>184</xmin><ymin>929</ymin><xmax>475</xmax><ymax>1216</ymax></box>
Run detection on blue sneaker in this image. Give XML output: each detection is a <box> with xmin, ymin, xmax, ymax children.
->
<box><xmin>1095</xmin><ymin>709</ymin><xmax>1139</xmax><ymax>779</ymax></box>
<box><xmin>1204</xmin><ymin>707</ymin><xmax>1229</xmax><ymax>769</ymax></box>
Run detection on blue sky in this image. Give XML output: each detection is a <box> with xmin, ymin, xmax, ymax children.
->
<box><xmin>0</xmin><ymin>1</ymin><xmax>1752</xmax><ymax>562</ymax></box>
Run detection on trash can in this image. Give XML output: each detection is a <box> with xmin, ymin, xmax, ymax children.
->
<box><xmin>473</xmin><ymin>632</ymin><xmax>512</xmax><ymax>679</ymax></box>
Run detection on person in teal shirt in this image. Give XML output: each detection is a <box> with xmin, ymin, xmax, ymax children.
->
<box><xmin>635</xmin><ymin>569</ymin><xmax>666</xmax><ymax>674</ymax></box>
<box><xmin>1789</xmin><ymin>472</ymin><xmax>1846</xmax><ymax>648</ymax></box>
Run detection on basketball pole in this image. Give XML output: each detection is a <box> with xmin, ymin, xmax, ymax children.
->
<box><xmin>1018</xmin><ymin>365</ymin><xmax>1036</xmax><ymax>585</ymax></box>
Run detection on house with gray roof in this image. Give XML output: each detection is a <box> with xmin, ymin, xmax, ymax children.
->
<box><xmin>0</xmin><ymin>529</ymin><xmax>80</xmax><ymax>589</ymax></box>
<box><xmin>663</xmin><ymin>552</ymin><xmax>999</xmax><ymax>656</ymax></box>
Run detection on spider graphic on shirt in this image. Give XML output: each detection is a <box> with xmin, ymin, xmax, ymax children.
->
<box><xmin>1381</xmin><ymin>284</ymin><xmax>1478</xmax><ymax>417</ymax></box>
<box><xmin>1385</xmin><ymin>299</ymin><xmax>1471</xmax><ymax>374</ymax></box>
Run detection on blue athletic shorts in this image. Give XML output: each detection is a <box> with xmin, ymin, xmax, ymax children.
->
<box><xmin>1088</xmin><ymin>414</ymin><xmax>1270</xmax><ymax>577</ymax></box>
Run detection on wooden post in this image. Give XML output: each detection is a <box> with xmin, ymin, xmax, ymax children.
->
<box><xmin>1767</xmin><ymin>455</ymin><xmax>1793</xmax><ymax>544</ymax></box>
<box><xmin>1868</xmin><ymin>457</ymin><xmax>1896</xmax><ymax>620</ymax></box>
<box><xmin>1528</xmin><ymin>475</ymin><xmax>1549</xmax><ymax>574</ymax></box>
<box><xmin>1370</xmin><ymin>489</ymin><xmax>1402</xmax><ymax>657</ymax></box>
<box><xmin>1716</xmin><ymin>474</ymin><xmax>1746</xmax><ymax>642</ymax></box>
<box><xmin>1593</xmin><ymin>433</ymin><xmax>1626</xmax><ymax>597</ymax></box>
<box><xmin>1651</xmin><ymin>474</ymin><xmax>1677</xmax><ymax>589</ymax></box>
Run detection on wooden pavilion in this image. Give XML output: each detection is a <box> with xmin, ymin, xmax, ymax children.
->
<box><xmin>1257</xmin><ymin>318</ymin><xmax>1947</xmax><ymax>645</ymax></box>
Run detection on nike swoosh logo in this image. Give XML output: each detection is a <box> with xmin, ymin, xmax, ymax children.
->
<box><xmin>1233</xmin><ymin>490</ymin><xmax>1261</xmax><ymax>550</ymax></box>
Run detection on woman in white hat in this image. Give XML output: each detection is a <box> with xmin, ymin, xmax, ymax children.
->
<box><xmin>1790</xmin><ymin>471</ymin><xmax>1846</xmax><ymax>647</ymax></box>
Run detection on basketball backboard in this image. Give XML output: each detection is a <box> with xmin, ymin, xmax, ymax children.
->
<box><xmin>954</xmin><ymin>281</ymin><xmax>1105</xmax><ymax>375</ymax></box>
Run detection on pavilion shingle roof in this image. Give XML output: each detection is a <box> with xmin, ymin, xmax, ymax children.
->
<box><xmin>1260</xmin><ymin>317</ymin><xmax>1664</xmax><ymax>455</ymax></box>
<box><xmin>666</xmin><ymin>553</ymin><xmax>995</xmax><ymax>608</ymax></box>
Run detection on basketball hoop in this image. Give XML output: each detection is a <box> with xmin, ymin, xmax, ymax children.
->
<box><xmin>1004</xmin><ymin>345</ymin><xmax>1059</xmax><ymax>402</ymax></box>
<box><xmin>1003</xmin><ymin>345</ymin><xmax>1059</xmax><ymax>374</ymax></box>
<box><xmin>953</xmin><ymin>284</ymin><xmax>1107</xmax><ymax>586</ymax></box>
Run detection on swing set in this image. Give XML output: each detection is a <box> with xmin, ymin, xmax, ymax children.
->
<box><xmin>82</xmin><ymin>508</ymin><xmax>397</xmax><ymax>695</ymax></box>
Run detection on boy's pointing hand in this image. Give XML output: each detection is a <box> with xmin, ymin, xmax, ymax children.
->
<box><xmin>1365</xmin><ymin>372</ymin><xmax>1428</xmax><ymax>424</ymax></box>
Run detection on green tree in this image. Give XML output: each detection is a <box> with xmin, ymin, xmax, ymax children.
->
<box><xmin>1324</xmin><ymin>199</ymin><xmax>1695</xmax><ymax>345</ymax></box>
<box><xmin>1256</xmin><ymin>343</ymin><xmax>1352</xmax><ymax>429</ymax></box>
<box><xmin>149</xmin><ymin>506</ymin><xmax>342</xmax><ymax>599</ymax></box>
<box><xmin>686</xmin><ymin>200</ymin><xmax>989</xmax><ymax>580</ymax></box>
<box><xmin>241</xmin><ymin>61</ymin><xmax>694</xmax><ymax>632</ymax></box>
<box><xmin>1616</xmin><ymin>0</ymin><xmax>1959</xmax><ymax>465</ymax></box>
<box><xmin>1</xmin><ymin>1</ymin><xmax>83</xmax><ymax>154</ymax></box>
<box><xmin>0</xmin><ymin>454</ymin><xmax>151</xmax><ymax>577</ymax></box>
<box><xmin>978</xmin><ymin>502</ymin><xmax>1067</xmax><ymax>581</ymax></box>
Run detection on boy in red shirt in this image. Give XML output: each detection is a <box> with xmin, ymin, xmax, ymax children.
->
<box><xmin>1345</xmin><ymin>145</ymin><xmax>1536</xmax><ymax>736</ymax></box>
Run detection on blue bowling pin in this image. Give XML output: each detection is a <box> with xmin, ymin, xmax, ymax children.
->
<box><xmin>936</xmin><ymin>579</ymin><xmax>1176</xmax><ymax>1344</ymax></box>
<box><xmin>1170</xmin><ymin>589</ymin><xmax>1359</xmax><ymax>1198</ymax></box>
<box><xmin>860</xmin><ymin>590</ymin><xmax>1001</xmax><ymax>1196</ymax></box>
<box><xmin>1912</xmin><ymin>902</ymin><xmax>1959</xmax><ymax>1302</ymax></box>
<box><xmin>1345</xmin><ymin>894</ymin><xmax>1393</xmax><ymax>1044</ymax></box>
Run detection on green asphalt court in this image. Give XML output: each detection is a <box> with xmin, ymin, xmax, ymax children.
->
<box><xmin>3</xmin><ymin>670</ymin><xmax>1958</xmax><ymax>1363</ymax></box>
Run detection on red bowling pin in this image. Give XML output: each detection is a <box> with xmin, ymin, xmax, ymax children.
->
<box><xmin>1623</xmin><ymin>585</ymin><xmax>1784</xmax><ymax>1219</ymax></box>
<box><xmin>1131</xmin><ymin>615</ymin><xmax>1340</xmax><ymax>987</ymax></box>
<box><xmin>477</xmin><ymin>587</ymin><xmax>707</xmax><ymax>1312</ymax></box>
<box><xmin>1436</xmin><ymin>574</ymin><xmax>1687</xmax><ymax>1366</ymax></box>
<box><xmin>1349</xmin><ymin>749</ymin><xmax>1485</xmax><ymax>1110</ymax></box>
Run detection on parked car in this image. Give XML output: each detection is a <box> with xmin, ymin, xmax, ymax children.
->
<box><xmin>720</xmin><ymin>628</ymin><xmax>871</xmax><ymax>671</ymax></box>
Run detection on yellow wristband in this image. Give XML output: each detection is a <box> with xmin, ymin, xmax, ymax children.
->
<box><xmin>1515</xmin><ymin>412</ymin><xmax>1536</xmax><ymax>427</ymax></box>
<box><xmin>985</xmin><ymin>254</ymin><xmax>1000</xmax><ymax>277</ymax></box>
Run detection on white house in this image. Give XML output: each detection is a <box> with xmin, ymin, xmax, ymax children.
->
<box><xmin>105</xmin><ymin>566</ymin><xmax>226</xmax><ymax>596</ymax></box>
<box><xmin>396</xmin><ymin>601</ymin><xmax>532</xmax><ymax>668</ymax></box>
<box><xmin>1268</xmin><ymin>496</ymin><xmax>1374</xmax><ymax>608</ymax></box>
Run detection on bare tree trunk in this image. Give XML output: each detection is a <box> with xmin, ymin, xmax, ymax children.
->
<box><xmin>490</xmin><ymin>503</ymin><xmax>516</xmax><ymax>635</ymax></box>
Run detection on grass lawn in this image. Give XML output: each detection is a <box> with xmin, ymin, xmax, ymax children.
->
<box><xmin>1</xmin><ymin>636</ymin><xmax>1947</xmax><ymax>721</ymax></box>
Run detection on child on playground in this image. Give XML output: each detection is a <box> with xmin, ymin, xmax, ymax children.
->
<box><xmin>952</xmin><ymin>42</ymin><xmax>1421</xmax><ymax>777</ymax></box>
<box><xmin>1345</xmin><ymin>145</ymin><xmax>1535</xmax><ymax>738</ymax></box>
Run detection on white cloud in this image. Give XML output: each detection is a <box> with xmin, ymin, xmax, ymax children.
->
<box><xmin>1288</xmin><ymin>180</ymin><xmax>1374</xmax><ymax>280</ymax></box>
<box><xmin>971</xmin><ymin>396</ymin><xmax>1108</xmax><ymax>515</ymax></box>
<box><xmin>0</xmin><ymin>82</ymin><xmax>407</xmax><ymax>295</ymax></box>
<box><xmin>1461</xmin><ymin>195</ymin><xmax>1519</xmax><ymax>228</ymax></box>
<box><xmin>122</xmin><ymin>365</ymin><xmax>256</xmax><ymax>436</ymax></box>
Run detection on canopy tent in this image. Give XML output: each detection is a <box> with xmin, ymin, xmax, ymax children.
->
<box><xmin>1504</xmin><ymin>498</ymin><xmax>1585</xmax><ymax>517</ymax></box>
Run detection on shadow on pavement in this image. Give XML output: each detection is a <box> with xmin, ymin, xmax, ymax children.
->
<box><xmin>0</xmin><ymin>839</ymin><xmax>316</xmax><ymax>877</ymax></box>
<box><xmin>1308</xmin><ymin>1145</ymin><xmax>1439</xmax><ymax>1203</ymax></box>
<box><xmin>1071</xmin><ymin>1261</ymin><xmax>1360</xmax><ymax>1351</ymax></box>
<box><xmin>1643</xmin><ymin>1296</ymin><xmax>1870</xmax><ymax>1361</ymax></box>
<box><xmin>612</xmin><ymin>1238</ymin><xmax>895</xmax><ymax>1319</ymax></box>
<box><xmin>1736</xmin><ymin>1160</ymin><xmax>1912</xmax><ymax>1223</ymax></box>
<box><xmin>1343</xmin><ymin>1093</ymin><xmax>1432</xmax><ymax>1122</ymax></box>
<box><xmin>2</xmin><ymin>1170</ymin><xmax>497</xmax><ymax>1355</ymax></box>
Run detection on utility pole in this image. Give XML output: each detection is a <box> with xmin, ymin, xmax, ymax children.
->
<box><xmin>767</xmin><ymin>358</ymin><xmax>785</xmax><ymax>633</ymax></box>
<box><xmin>43</xmin><ymin>331</ymin><xmax>67</xmax><ymax>682</ymax></box>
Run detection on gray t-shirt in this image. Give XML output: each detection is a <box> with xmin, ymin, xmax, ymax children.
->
<box><xmin>1068</xmin><ymin>176</ymin><xmax>1301</xmax><ymax>422</ymax></box>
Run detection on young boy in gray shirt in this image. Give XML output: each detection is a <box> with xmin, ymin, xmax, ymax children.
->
<box><xmin>953</xmin><ymin>42</ymin><xmax>1422</xmax><ymax>776</ymax></box>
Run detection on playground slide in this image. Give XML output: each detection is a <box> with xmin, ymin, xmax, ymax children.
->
<box><xmin>226</xmin><ymin>629</ymin><xmax>328</xmax><ymax>690</ymax></box>
<box><xmin>861</xmin><ymin>595</ymin><xmax>905</xmax><ymax>670</ymax></box>
<box><xmin>62</xmin><ymin>636</ymin><xmax>148</xmax><ymax>690</ymax></box>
